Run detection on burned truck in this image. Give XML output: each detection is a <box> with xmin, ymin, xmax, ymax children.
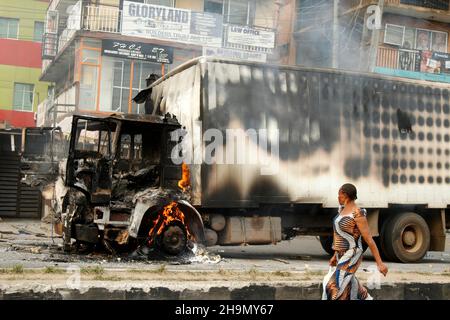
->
<box><xmin>58</xmin><ymin>113</ymin><xmax>205</xmax><ymax>255</ymax></box>
<box><xmin>132</xmin><ymin>57</ymin><xmax>450</xmax><ymax>263</ymax></box>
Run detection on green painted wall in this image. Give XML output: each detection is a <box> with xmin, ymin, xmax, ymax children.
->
<box><xmin>0</xmin><ymin>0</ymin><xmax>48</xmax><ymax>41</ymax></box>
<box><xmin>0</xmin><ymin>0</ymin><xmax>49</xmax><ymax>115</ymax></box>
<box><xmin>0</xmin><ymin>65</ymin><xmax>48</xmax><ymax>112</ymax></box>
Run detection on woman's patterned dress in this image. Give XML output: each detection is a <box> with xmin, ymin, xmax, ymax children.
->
<box><xmin>323</xmin><ymin>206</ymin><xmax>372</xmax><ymax>300</ymax></box>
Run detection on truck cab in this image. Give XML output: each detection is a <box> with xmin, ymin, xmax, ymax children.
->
<box><xmin>60</xmin><ymin>113</ymin><xmax>205</xmax><ymax>255</ymax></box>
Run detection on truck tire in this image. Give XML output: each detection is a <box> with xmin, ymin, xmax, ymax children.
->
<box><xmin>373</xmin><ymin>236</ymin><xmax>388</xmax><ymax>260</ymax></box>
<box><xmin>381</xmin><ymin>212</ymin><xmax>430</xmax><ymax>263</ymax></box>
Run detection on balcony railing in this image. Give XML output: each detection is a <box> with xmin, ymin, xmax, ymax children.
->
<box><xmin>83</xmin><ymin>5</ymin><xmax>121</xmax><ymax>33</ymax></box>
<box><xmin>42</xmin><ymin>33</ymin><xmax>58</xmax><ymax>59</ymax></box>
<box><xmin>37</xmin><ymin>86</ymin><xmax>77</xmax><ymax>127</ymax></box>
<box><xmin>377</xmin><ymin>46</ymin><xmax>400</xmax><ymax>69</ymax></box>
<box><xmin>376</xmin><ymin>46</ymin><xmax>450</xmax><ymax>74</ymax></box>
<box><xmin>58</xmin><ymin>28</ymin><xmax>77</xmax><ymax>54</ymax></box>
<box><xmin>51</xmin><ymin>5</ymin><xmax>121</xmax><ymax>57</ymax></box>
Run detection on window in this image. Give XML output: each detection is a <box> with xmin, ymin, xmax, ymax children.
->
<box><xmin>112</xmin><ymin>59</ymin><xmax>161</xmax><ymax>114</ymax></box>
<box><xmin>224</xmin><ymin>0</ymin><xmax>255</xmax><ymax>25</ymax></box>
<box><xmin>204</xmin><ymin>0</ymin><xmax>224</xmax><ymax>14</ymax></box>
<box><xmin>416</xmin><ymin>29</ymin><xmax>431</xmax><ymax>50</ymax></box>
<box><xmin>384</xmin><ymin>24</ymin><xmax>448</xmax><ymax>53</ymax></box>
<box><xmin>0</xmin><ymin>17</ymin><xmax>19</xmax><ymax>39</ymax></box>
<box><xmin>205</xmin><ymin>0</ymin><xmax>255</xmax><ymax>25</ymax></box>
<box><xmin>79</xmin><ymin>48</ymin><xmax>100</xmax><ymax>111</ymax></box>
<box><xmin>33</xmin><ymin>21</ymin><xmax>44</xmax><ymax>42</ymax></box>
<box><xmin>384</xmin><ymin>24</ymin><xmax>405</xmax><ymax>46</ymax></box>
<box><xmin>403</xmin><ymin>28</ymin><xmax>416</xmax><ymax>49</ymax></box>
<box><xmin>75</xmin><ymin>119</ymin><xmax>116</xmax><ymax>156</ymax></box>
<box><xmin>431</xmin><ymin>31</ymin><xmax>448</xmax><ymax>53</ymax></box>
<box><xmin>79</xmin><ymin>65</ymin><xmax>98</xmax><ymax>110</ymax></box>
<box><xmin>119</xmin><ymin>133</ymin><xmax>142</xmax><ymax>160</ymax></box>
<box><xmin>13</xmin><ymin>83</ymin><xmax>34</xmax><ymax>111</ymax></box>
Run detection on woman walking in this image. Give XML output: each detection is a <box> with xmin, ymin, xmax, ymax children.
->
<box><xmin>323</xmin><ymin>183</ymin><xmax>388</xmax><ymax>300</ymax></box>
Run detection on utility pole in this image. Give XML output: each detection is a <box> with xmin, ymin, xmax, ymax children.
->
<box><xmin>332</xmin><ymin>0</ymin><xmax>339</xmax><ymax>69</ymax></box>
<box><xmin>367</xmin><ymin>0</ymin><xmax>384</xmax><ymax>72</ymax></box>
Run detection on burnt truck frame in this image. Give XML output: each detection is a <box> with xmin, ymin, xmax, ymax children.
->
<box><xmin>133</xmin><ymin>57</ymin><xmax>450</xmax><ymax>263</ymax></box>
<box><xmin>60</xmin><ymin>113</ymin><xmax>205</xmax><ymax>254</ymax></box>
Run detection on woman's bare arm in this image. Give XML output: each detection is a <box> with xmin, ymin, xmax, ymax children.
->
<box><xmin>354</xmin><ymin>208</ymin><xmax>388</xmax><ymax>276</ymax></box>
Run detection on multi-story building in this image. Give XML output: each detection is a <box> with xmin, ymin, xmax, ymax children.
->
<box><xmin>37</xmin><ymin>0</ymin><xmax>450</xmax><ymax>128</ymax></box>
<box><xmin>0</xmin><ymin>0</ymin><xmax>50</xmax><ymax>128</ymax></box>
<box><xmin>289</xmin><ymin>0</ymin><xmax>450</xmax><ymax>83</ymax></box>
<box><xmin>37</xmin><ymin>0</ymin><xmax>279</xmax><ymax>127</ymax></box>
<box><xmin>374</xmin><ymin>0</ymin><xmax>450</xmax><ymax>83</ymax></box>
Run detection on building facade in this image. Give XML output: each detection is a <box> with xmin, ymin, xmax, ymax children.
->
<box><xmin>290</xmin><ymin>0</ymin><xmax>450</xmax><ymax>82</ymax></box>
<box><xmin>374</xmin><ymin>0</ymin><xmax>450</xmax><ymax>83</ymax></box>
<box><xmin>37</xmin><ymin>0</ymin><xmax>450</xmax><ymax>128</ymax></box>
<box><xmin>0</xmin><ymin>0</ymin><xmax>50</xmax><ymax>128</ymax></box>
<box><xmin>37</xmin><ymin>0</ymin><xmax>279</xmax><ymax>127</ymax></box>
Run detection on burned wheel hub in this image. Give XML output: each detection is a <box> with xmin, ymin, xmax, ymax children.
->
<box><xmin>160</xmin><ymin>222</ymin><xmax>187</xmax><ymax>255</ymax></box>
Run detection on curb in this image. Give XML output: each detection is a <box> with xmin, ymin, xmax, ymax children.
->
<box><xmin>1</xmin><ymin>282</ymin><xmax>449</xmax><ymax>300</ymax></box>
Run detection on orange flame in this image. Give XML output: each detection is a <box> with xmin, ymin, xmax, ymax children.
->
<box><xmin>148</xmin><ymin>201</ymin><xmax>191</xmax><ymax>245</ymax></box>
<box><xmin>178</xmin><ymin>162</ymin><xmax>190</xmax><ymax>192</ymax></box>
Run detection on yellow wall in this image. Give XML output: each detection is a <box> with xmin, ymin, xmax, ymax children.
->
<box><xmin>0</xmin><ymin>0</ymin><xmax>48</xmax><ymax>42</ymax></box>
<box><xmin>0</xmin><ymin>65</ymin><xmax>48</xmax><ymax>112</ymax></box>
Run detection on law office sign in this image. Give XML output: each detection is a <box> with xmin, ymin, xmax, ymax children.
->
<box><xmin>226</xmin><ymin>25</ymin><xmax>275</xmax><ymax>49</ymax></box>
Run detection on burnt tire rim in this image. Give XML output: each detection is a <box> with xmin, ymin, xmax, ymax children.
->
<box><xmin>400</xmin><ymin>224</ymin><xmax>423</xmax><ymax>253</ymax></box>
<box><xmin>160</xmin><ymin>223</ymin><xmax>187</xmax><ymax>255</ymax></box>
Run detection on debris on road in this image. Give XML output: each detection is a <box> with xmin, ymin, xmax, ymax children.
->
<box><xmin>273</xmin><ymin>258</ymin><xmax>290</xmax><ymax>264</ymax></box>
<box><xmin>190</xmin><ymin>244</ymin><xmax>221</xmax><ymax>264</ymax></box>
<box><xmin>295</xmin><ymin>255</ymin><xmax>312</xmax><ymax>261</ymax></box>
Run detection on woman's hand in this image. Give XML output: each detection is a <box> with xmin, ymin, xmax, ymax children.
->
<box><xmin>377</xmin><ymin>262</ymin><xmax>388</xmax><ymax>276</ymax></box>
<box><xmin>329</xmin><ymin>254</ymin><xmax>337</xmax><ymax>267</ymax></box>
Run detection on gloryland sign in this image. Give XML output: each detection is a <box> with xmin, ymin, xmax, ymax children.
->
<box><xmin>122</xmin><ymin>1</ymin><xmax>223</xmax><ymax>47</ymax></box>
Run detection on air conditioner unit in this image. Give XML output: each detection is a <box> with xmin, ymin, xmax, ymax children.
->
<box><xmin>384</xmin><ymin>24</ymin><xmax>405</xmax><ymax>46</ymax></box>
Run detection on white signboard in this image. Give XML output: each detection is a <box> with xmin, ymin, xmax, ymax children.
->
<box><xmin>67</xmin><ymin>1</ymin><xmax>82</xmax><ymax>30</ymax></box>
<box><xmin>122</xmin><ymin>1</ymin><xmax>223</xmax><ymax>47</ymax></box>
<box><xmin>226</xmin><ymin>25</ymin><xmax>275</xmax><ymax>49</ymax></box>
<box><xmin>203</xmin><ymin>47</ymin><xmax>267</xmax><ymax>63</ymax></box>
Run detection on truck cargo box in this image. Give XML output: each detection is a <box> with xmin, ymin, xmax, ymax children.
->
<box><xmin>143</xmin><ymin>57</ymin><xmax>450</xmax><ymax>209</ymax></box>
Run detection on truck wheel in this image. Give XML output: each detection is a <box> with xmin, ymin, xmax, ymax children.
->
<box><xmin>381</xmin><ymin>212</ymin><xmax>430</xmax><ymax>263</ymax></box>
<box><xmin>319</xmin><ymin>236</ymin><xmax>334</xmax><ymax>256</ymax></box>
<box><xmin>373</xmin><ymin>236</ymin><xmax>388</xmax><ymax>260</ymax></box>
<box><xmin>159</xmin><ymin>222</ymin><xmax>187</xmax><ymax>256</ymax></box>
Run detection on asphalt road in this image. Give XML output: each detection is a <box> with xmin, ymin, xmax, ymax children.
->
<box><xmin>0</xmin><ymin>218</ymin><xmax>449</xmax><ymax>276</ymax></box>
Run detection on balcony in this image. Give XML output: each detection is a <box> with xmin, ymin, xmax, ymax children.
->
<box><xmin>37</xmin><ymin>86</ymin><xmax>77</xmax><ymax>127</ymax></box>
<box><xmin>375</xmin><ymin>46</ymin><xmax>450</xmax><ymax>83</ymax></box>
<box><xmin>395</xmin><ymin>0</ymin><xmax>449</xmax><ymax>10</ymax></box>
<box><xmin>83</xmin><ymin>5</ymin><xmax>121</xmax><ymax>33</ymax></box>
<box><xmin>45</xmin><ymin>5</ymin><xmax>121</xmax><ymax>59</ymax></box>
<box><xmin>383</xmin><ymin>0</ymin><xmax>450</xmax><ymax>23</ymax></box>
